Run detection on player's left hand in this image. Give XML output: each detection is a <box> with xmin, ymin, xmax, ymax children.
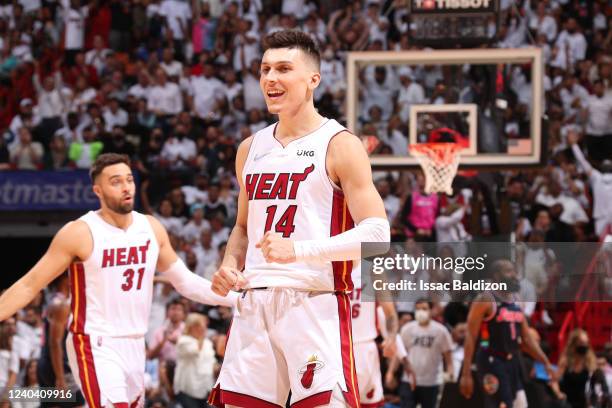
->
<box><xmin>381</xmin><ymin>337</ymin><xmax>396</xmax><ymax>358</ymax></box>
<box><xmin>256</xmin><ymin>232</ymin><xmax>296</xmax><ymax>264</ymax></box>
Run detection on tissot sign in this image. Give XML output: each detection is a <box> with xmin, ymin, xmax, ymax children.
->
<box><xmin>411</xmin><ymin>0</ymin><xmax>497</xmax><ymax>13</ymax></box>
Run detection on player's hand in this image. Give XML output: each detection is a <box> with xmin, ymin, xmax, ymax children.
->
<box><xmin>256</xmin><ymin>232</ymin><xmax>296</xmax><ymax>264</ymax></box>
<box><xmin>404</xmin><ymin>366</ymin><xmax>416</xmax><ymax>391</ymax></box>
<box><xmin>459</xmin><ymin>372</ymin><xmax>474</xmax><ymax>399</ymax></box>
<box><xmin>381</xmin><ymin>337</ymin><xmax>397</xmax><ymax>358</ymax></box>
<box><xmin>384</xmin><ymin>371</ymin><xmax>397</xmax><ymax>390</ymax></box>
<box><xmin>211</xmin><ymin>265</ymin><xmax>247</xmax><ymax>296</ymax></box>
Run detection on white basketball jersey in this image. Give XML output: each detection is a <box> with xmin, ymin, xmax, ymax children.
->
<box><xmin>69</xmin><ymin>211</ymin><xmax>160</xmax><ymax>337</ymax></box>
<box><xmin>242</xmin><ymin>118</ymin><xmax>356</xmax><ymax>292</ymax></box>
<box><xmin>350</xmin><ymin>269</ymin><xmax>378</xmax><ymax>343</ymax></box>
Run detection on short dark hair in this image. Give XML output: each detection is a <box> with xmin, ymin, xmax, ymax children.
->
<box><xmin>415</xmin><ymin>298</ymin><xmax>433</xmax><ymax>309</ymax></box>
<box><xmin>166</xmin><ymin>298</ymin><xmax>185</xmax><ymax>312</ymax></box>
<box><xmin>262</xmin><ymin>30</ymin><xmax>320</xmax><ymax>69</ymax></box>
<box><xmin>90</xmin><ymin>153</ymin><xmax>131</xmax><ymax>183</ymax></box>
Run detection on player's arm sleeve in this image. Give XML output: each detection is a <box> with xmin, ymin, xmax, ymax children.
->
<box><xmin>161</xmin><ymin>258</ymin><xmax>239</xmax><ymax>308</ymax></box>
<box><xmin>571</xmin><ymin>143</ymin><xmax>597</xmax><ymax>177</ymax></box>
<box><xmin>293</xmin><ymin>217</ymin><xmax>390</xmax><ymax>262</ymax></box>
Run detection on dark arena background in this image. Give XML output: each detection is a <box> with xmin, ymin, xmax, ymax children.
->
<box><xmin>1</xmin><ymin>0</ymin><xmax>611</xmax><ymax>407</ymax></box>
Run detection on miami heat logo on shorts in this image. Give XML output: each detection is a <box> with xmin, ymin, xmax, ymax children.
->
<box><xmin>298</xmin><ymin>355</ymin><xmax>325</xmax><ymax>389</ymax></box>
<box><xmin>482</xmin><ymin>373</ymin><xmax>500</xmax><ymax>395</ymax></box>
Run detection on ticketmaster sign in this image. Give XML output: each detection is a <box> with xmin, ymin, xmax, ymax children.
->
<box><xmin>0</xmin><ymin>170</ymin><xmax>98</xmax><ymax>211</ymax></box>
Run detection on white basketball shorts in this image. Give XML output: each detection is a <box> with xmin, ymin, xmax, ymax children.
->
<box><xmin>66</xmin><ymin>332</ymin><xmax>145</xmax><ymax>408</ymax></box>
<box><xmin>209</xmin><ymin>288</ymin><xmax>359</xmax><ymax>407</ymax></box>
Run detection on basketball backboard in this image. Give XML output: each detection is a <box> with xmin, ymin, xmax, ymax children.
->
<box><xmin>346</xmin><ymin>48</ymin><xmax>545</xmax><ymax>170</ymax></box>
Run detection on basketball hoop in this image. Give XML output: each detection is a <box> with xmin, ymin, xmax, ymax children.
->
<box><xmin>409</xmin><ymin>143</ymin><xmax>463</xmax><ymax>195</ymax></box>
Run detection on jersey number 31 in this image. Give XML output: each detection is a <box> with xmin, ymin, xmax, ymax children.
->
<box><xmin>121</xmin><ymin>267</ymin><xmax>145</xmax><ymax>291</ymax></box>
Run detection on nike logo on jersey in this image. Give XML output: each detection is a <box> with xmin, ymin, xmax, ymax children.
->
<box><xmin>245</xmin><ymin>164</ymin><xmax>315</xmax><ymax>200</ymax></box>
<box><xmin>253</xmin><ymin>151</ymin><xmax>273</xmax><ymax>161</ymax></box>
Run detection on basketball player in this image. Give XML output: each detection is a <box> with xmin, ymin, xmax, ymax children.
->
<box><xmin>350</xmin><ymin>268</ymin><xmax>399</xmax><ymax>408</ymax></box>
<box><xmin>459</xmin><ymin>259</ymin><xmax>554</xmax><ymax>408</ymax></box>
<box><xmin>568</xmin><ymin>131</ymin><xmax>612</xmax><ymax>236</ymax></box>
<box><xmin>209</xmin><ymin>30</ymin><xmax>390</xmax><ymax>407</ymax></box>
<box><xmin>37</xmin><ymin>273</ymin><xmax>85</xmax><ymax>408</ymax></box>
<box><xmin>0</xmin><ymin>153</ymin><xmax>239</xmax><ymax>408</ymax></box>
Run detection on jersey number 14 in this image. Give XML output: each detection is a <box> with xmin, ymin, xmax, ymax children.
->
<box><xmin>264</xmin><ymin>205</ymin><xmax>297</xmax><ymax>238</ymax></box>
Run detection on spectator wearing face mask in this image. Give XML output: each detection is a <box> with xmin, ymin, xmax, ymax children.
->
<box><xmin>398</xmin><ymin>298</ymin><xmax>453</xmax><ymax>408</ymax></box>
<box><xmin>557</xmin><ymin>329</ymin><xmax>604</xmax><ymax>408</ymax></box>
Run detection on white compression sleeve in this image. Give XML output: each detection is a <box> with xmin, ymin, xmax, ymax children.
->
<box><xmin>163</xmin><ymin>258</ymin><xmax>239</xmax><ymax>308</ymax></box>
<box><xmin>571</xmin><ymin>144</ymin><xmax>594</xmax><ymax>174</ymax></box>
<box><xmin>294</xmin><ymin>217</ymin><xmax>390</xmax><ymax>262</ymax></box>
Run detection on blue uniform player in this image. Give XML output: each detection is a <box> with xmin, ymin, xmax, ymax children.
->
<box><xmin>460</xmin><ymin>259</ymin><xmax>554</xmax><ymax>408</ymax></box>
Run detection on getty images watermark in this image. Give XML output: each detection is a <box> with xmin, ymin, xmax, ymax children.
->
<box><xmin>369</xmin><ymin>253</ymin><xmax>508</xmax><ymax>292</ymax></box>
<box><xmin>359</xmin><ymin>241</ymin><xmax>612</xmax><ymax>302</ymax></box>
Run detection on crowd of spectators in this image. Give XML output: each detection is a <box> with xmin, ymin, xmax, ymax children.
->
<box><xmin>1</xmin><ymin>0</ymin><xmax>611</xmax><ymax>406</ymax></box>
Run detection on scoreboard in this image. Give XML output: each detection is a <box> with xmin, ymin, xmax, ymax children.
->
<box><xmin>407</xmin><ymin>0</ymin><xmax>500</xmax><ymax>47</ymax></box>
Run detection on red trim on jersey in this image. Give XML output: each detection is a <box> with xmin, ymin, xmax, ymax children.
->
<box><xmin>374</xmin><ymin>300</ymin><xmax>380</xmax><ymax>337</ymax></box>
<box><xmin>330</xmin><ymin>190</ymin><xmax>355</xmax><ymax>291</ymax></box>
<box><xmin>208</xmin><ymin>384</ymin><xmax>222</xmax><ymax>407</ymax></box>
<box><xmin>220</xmin><ymin>390</ymin><xmax>282</xmax><ymax>407</ymax></box>
<box><xmin>207</xmin><ymin>318</ymin><xmax>234</xmax><ymax>408</ymax></box>
<box><xmin>291</xmin><ymin>390</ymin><xmax>332</xmax><ymax>407</ymax></box>
<box><xmin>129</xmin><ymin>395</ymin><xmax>141</xmax><ymax>408</ymax></box>
<box><xmin>70</xmin><ymin>263</ymin><xmax>86</xmax><ymax>334</ymax></box>
<box><xmin>111</xmin><ymin>403</ymin><xmax>128</xmax><ymax>408</ymax></box>
<box><xmin>72</xmin><ymin>334</ymin><xmax>101</xmax><ymax>408</ymax></box>
<box><xmin>336</xmin><ymin>292</ymin><xmax>360</xmax><ymax>408</ymax></box>
<box><xmin>361</xmin><ymin>400</ymin><xmax>385</xmax><ymax>408</ymax></box>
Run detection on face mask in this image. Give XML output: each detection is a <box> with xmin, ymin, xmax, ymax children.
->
<box><xmin>502</xmin><ymin>277</ymin><xmax>521</xmax><ymax>293</ymax></box>
<box><xmin>415</xmin><ymin>310</ymin><xmax>430</xmax><ymax>324</ymax></box>
<box><xmin>576</xmin><ymin>345</ymin><xmax>588</xmax><ymax>355</ymax></box>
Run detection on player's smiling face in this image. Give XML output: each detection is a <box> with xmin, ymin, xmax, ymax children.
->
<box><xmin>94</xmin><ymin>163</ymin><xmax>135</xmax><ymax>215</ymax></box>
<box><xmin>259</xmin><ymin>48</ymin><xmax>320</xmax><ymax>115</ymax></box>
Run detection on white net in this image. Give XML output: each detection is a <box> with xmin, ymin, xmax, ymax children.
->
<box><xmin>410</xmin><ymin>143</ymin><xmax>463</xmax><ymax>195</ymax></box>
